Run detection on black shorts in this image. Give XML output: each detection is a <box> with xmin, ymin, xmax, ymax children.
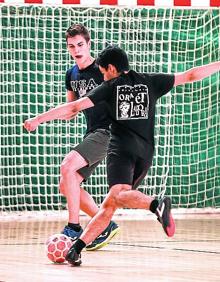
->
<box><xmin>74</xmin><ymin>129</ymin><xmax>110</xmax><ymax>181</ymax></box>
<box><xmin>107</xmin><ymin>149</ymin><xmax>153</xmax><ymax>189</ymax></box>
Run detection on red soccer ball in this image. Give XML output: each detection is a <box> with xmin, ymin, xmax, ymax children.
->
<box><xmin>45</xmin><ymin>234</ymin><xmax>73</xmax><ymax>263</ymax></box>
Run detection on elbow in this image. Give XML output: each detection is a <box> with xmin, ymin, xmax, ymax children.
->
<box><xmin>69</xmin><ymin>101</ymin><xmax>77</xmax><ymax>112</ymax></box>
<box><xmin>74</xmin><ymin>104</ymin><xmax>80</xmax><ymax>112</ymax></box>
<box><xmin>186</xmin><ymin>67</ymin><xmax>202</xmax><ymax>82</ymax></box>
<box><xmin>187</xmin><ymin>71</ymin><xmax>197</xmax><ymax>82</ymax></box>
<box><xmin>71</xmin><ymin>106</ymin><xmax>76</xmax><ymax>116</ymax></box>
<box><xmin>71</xmin><ymin>103</ymin><xmax>80</xmax><ymax>115</ymax></box>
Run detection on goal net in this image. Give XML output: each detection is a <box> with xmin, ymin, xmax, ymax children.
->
<box><xmin>0</xmin><ymin>5</ymin><xmax>219</xmax><ymax>212</ymax></box>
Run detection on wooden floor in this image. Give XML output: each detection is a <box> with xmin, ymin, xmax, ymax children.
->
<box><xmin>0</xmin><ymin>213</ymin><xmax>220</xmax><ymax>282</ymax></box>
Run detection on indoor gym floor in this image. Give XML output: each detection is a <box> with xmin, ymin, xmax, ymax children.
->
<box><xmin>0</xmin><ymin>213</ymin><xmax>219</xmax><ymax>282</ymax></box>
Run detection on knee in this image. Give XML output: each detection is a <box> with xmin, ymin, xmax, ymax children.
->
<box><xmin>115</xmin><ymin>186</ymin><xmax>131</xmax><ymax>208</ymax></box>
<box><xmin>101</xmin><ymin>194</ymin><xmax>118</xmax><ymax>215</ymax></box>
<box><xmin>60</xmin><ymin>160</ymin><xmax>71</xmax><ymax>177</ymax></box>
<box><xmin>60</xmin><ymin>153</ymin><xmax>77</xmax><ymax>177</ymax></box>
<box><xmin>60</xmin><ymin>150</ymin><xmax>86</xmax><ymax>177</ymax></box>
<box><xmin>101</xmin><ymin>185</ymin><xmax>130</xmax><ymax>211</ymax></box>
<box><xmin>101</xmin><ymin>202</ymin><xmax>117</xmax><ymax>218</ymax></box>
<box><xmin>115</xmin><ymin>195</ymin><xmax>122</xmax><ymax>207</ymax></box>
<box><xmin>115</xmin><ymin>196</ymin><xmax>125</xmax><ymax>208</ymax></box>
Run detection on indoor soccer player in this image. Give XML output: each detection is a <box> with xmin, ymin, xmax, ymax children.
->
<box><xmin>24</xmin><ymin>46</ymin><xmax>220</xmax><ymax>266</ymax></box>
<box><xmin>51</xmin><ymin>24</ymin><xmax>119</xmax><ymax>250</ymax></box>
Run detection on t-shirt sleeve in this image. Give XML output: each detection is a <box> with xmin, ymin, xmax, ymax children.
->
<box><xmin>65</xmin><ymin>69</ymin><xmax>72</xmax><ymax>91</ymax></box>
<box><xmin>87</xmin><ymin>81</ymin><xmax>112</xmax><ymax>105</ymax></box>
<box><xmin>149</xmin><ymin>73</ymin><xmax>175</xmax><ymax>98</ymax></box>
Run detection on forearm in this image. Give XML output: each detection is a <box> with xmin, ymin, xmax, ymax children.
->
<box><xmin>38</xmin><ymin>96</ymin><xmax>95</xmax><ymax>124</ymax></box>
<box><xmin>37</xmin><ymin>102</ymin><xmax>76</xmax><ymax>124</ymax></box>
<box><xmin>24</xmin><ymin>97</ymin><xmax>94</xmax><ymax>132</ymax></box>
<box><xmin>186</xmin><ymin>61</ymin><xmax>220</xmax><ymax>82</ymax></box>
<box><xmin>174</xmin><ymin>61</ymin><xmax>220</xmax><ymax>86</ymax></box>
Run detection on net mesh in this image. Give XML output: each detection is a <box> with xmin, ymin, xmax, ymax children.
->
<box><xmin>0</xmin><ymin>5</ymin><xmax>219</xmax><ymax>211</ymax></box>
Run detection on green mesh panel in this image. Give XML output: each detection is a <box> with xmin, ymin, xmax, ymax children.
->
<box><xmin>0</xmin><ymin>6</ymin><xmax>219</xmax><ymax>211</ymax></box>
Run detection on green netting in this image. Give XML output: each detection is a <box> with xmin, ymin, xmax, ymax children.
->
<box><xmin>0</xmin><ymin>6</ymin><xmax>219</xmax><ymax>211</ymax></box>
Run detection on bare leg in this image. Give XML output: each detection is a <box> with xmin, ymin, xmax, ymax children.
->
<box><xmin>60</xmin><ymin>150</ymin><xmax>98</xmax><ymax>224</ymax></box>
<box><xmin>60</xmin><ymin>175</ymin><xmax>99</xmax><ymax>222</ymax></box>
<box><xmin>80</xmin><ymin>184</ymin><xmax>154</xmax><ymax>244</ymax></box>
<box><xmin>116</xmin><ymin>189</ymin><xmax>153</xmax><ymax>209</ymax></box>
<box><xmin>80</xmin><ymin>185</ymin><xmax>119</xmax><ymax>244</ymax></box>
<box><xmin>80</xmin><ymin>188</ymin><xmax>99</xmax><ymax>218</ymax></box>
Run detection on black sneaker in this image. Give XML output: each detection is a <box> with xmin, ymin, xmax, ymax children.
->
<box><xmin>86</xmin><ymin>221</ymin><xmax>120</xmax><ymax>251</ymax></box>
<box><xmin>155</xmin><ymin>196</ymin><xmax>175</xmax><ymax>237</ymax></box>
<box><xmin>65</xmin><ymin>246</ymin><xmax>82</xmax><ymax>266</ymax></box>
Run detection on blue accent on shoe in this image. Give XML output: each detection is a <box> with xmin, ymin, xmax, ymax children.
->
<box><xmin>61</xmin><ymin>225</ymin><xmax>83</xmax><ymax>241</ymax></box>
<box><xmin>86</xmin><ymin>221</ymin><xmax>120</xmax><ymax>251</ymax></box>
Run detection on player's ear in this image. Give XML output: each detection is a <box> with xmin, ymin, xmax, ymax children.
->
<box><xmin>108</xmin><ymin>64</ymin><xmax>117</xmax><ymax>74</ymax></box>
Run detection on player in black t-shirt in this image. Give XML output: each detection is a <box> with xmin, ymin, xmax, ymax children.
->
<box><xmin>62</xmin><ymin>25</ymin><xmax>120</xmax><ymax>250</ymax></box>
<box><xmin>62</xmin><ymin>25</ymin><xmax>119</xmax><ymax>250</ymax></box>
<box><xmin>26</xmin><ymin>24</ymin><xmax>119</xmax><ymax>251</ymax></box>
<box><xmin>24</xmin><ymin>46</ymin><xmax>220</xmax><ymax>266</ymax></box>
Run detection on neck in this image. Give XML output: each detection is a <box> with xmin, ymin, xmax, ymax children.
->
<box><xmin>78</xmin><ymin>56</ymin><xmax>95</xmax><ymax>70</ymax></box>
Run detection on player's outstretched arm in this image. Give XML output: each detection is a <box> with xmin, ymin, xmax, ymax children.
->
<box><xmin>24</xmin><ymin>97</ymin><xmax>94</xmax><ymax>132</ymax></box>
<box><xmin>174</xmin><ymin>61</ymin><xmax>220</xmax><ymax>87</ymax></box>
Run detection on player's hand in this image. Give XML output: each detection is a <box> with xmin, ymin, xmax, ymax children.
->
<box><xmin>24</xmin><ymin>118</ymin><xmax>40</xmax><ymax>132</ymax></box>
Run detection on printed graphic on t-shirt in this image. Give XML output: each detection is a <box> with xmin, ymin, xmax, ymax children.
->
<box><xmin>116</xmin><ymin>84</ymin><xmax>149</xmax><ymax>120</ymax></box>
<box><xmin>71</xmin><ymin>78</ymin><xmax>98</xmax><ymax>97</ymax></box>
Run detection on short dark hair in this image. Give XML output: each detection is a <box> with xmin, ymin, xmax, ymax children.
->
<box><xmin>65</xmin><ymin>24</ymin><xmax>90</xmax><ymax>42</ymax></box>
<box><xmin>96</xmin><ymin>45</ymin><xmax>129</xmax><ymax>72</ymax></box>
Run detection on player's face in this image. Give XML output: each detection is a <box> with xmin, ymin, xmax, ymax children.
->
<box><xmin>67</xmin><ymin>35</ymin><xmax>91</xmax><ymax>68</ymax></box>
<box><xmin>99</xmin><ymin>65</ymin><xmax>119</xmax><ymax>81</ymax></box>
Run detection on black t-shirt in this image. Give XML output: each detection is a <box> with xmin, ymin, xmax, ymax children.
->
<box><xmin>65</xmin><ymin>61</ymin><xmax>111</xmax><ymax>134</ymax></box>
<box><xmin>88</xmin><ymin>70</ymin><xmax>175</xmax><ymax>158</ymax></box>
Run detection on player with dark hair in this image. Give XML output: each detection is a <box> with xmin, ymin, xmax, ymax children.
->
<box><xmin>24</xmin><ymin>46</ymin><xmax>220</xmax><ymax>266</ymax></box>
<box><xmin>49</xmin><ymin>24</ymin><xmax>119</xmax><ymax>250</ymax></box>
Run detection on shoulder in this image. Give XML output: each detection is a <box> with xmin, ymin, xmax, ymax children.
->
<box><xmin>123</xmin><ymin>70</ymin><xmax>148</xmax><ymax>83</ymax></box>
<box><xmin>67</xmin><ymin>64</ymin><xmax>79</xmax><ymax>74</ymax></box>
<box><xmin>144</xmin><ymin>73</ymin><xmax>174</xmax><ymax>85</ymax></box>
<box><xmin>66</xmin><ymin>65</ymin><xmax>79</xmax><ymax>81</ymax></box>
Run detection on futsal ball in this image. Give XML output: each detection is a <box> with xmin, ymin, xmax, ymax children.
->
<box><xmin>45</xmin><ymin>233</ymin><xmax>73</xmax><ymax>263</ymax></box>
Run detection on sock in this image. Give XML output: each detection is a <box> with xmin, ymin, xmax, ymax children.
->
<box><xmin>149</xmin><ymin>199</ymin><xmax>159</xmax><ymax>213</ymax></box>
<box><xmin>73</xmin><ymin>239</ymin><xmax>86</xmax><ymax>254</ymax></box>
<box><xmin>68</xmin><ymin>222</ymin><xmax>82</xmax><ymax>232</ymax></box>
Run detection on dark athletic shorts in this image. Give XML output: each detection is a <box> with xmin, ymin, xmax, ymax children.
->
<box><xmin>107</xmin><ymin>148</ymin><xmax>154</xmax><ymax>189</ymax></box>
<box><xmin>74</xmin><ymin>129</ymin><xmax>110</xmax><ymax>181</ymax></box>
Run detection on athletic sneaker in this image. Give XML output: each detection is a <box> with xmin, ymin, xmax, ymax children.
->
<box><xmin>155</xmin><ymin>196</ymin><xmax>175</xmax><ymax>237</ymax></box>
<box><xmin>65</xmin><ymin>246</ymin><xmax>82</xmax><ymax>266</ymax></box>
<box><xmin>61</xmin><ymin>225</ymin><xmax>83</xmax><ymax>241</ymax></box>
<box><xmin>86</xmin><ymin>221</ymin><xmax>120</xmax><ymax>251</ymax></box>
